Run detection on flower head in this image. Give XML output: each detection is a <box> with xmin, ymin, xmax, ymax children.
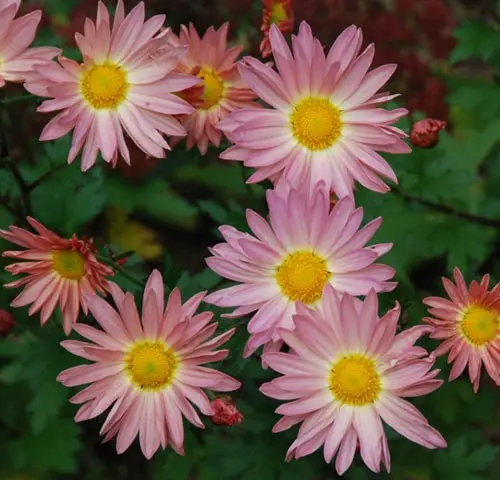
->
<box><xmin>210</xmin><ymin>396</ymin><xmax>244</xmax><ymax>426</ymax></box>
<box><xmin>57</xmin><ymin>270</ymin><xmax>240</xmax><ymax>459</ymax></box>
<box><xmin>0</xmin><ymin>217</ymin><xmax>112</xmax><ymax>334</ymax></box>
<box><xmin>204</xmin><ymin>182</ymin><xmax>395</xmax><ymax>358</ymax></box>
<box><xmin>162</xmin><ymin>23</ymin><xmax>257</xmax><ymax>155</ymax></box>
<box><xmin>423</xmin><ymin>267</ymin><xmax>500</xmax><ymax>392</ymax></box>
<box><xmin>261</xmin><ymin>287</ymin><xmax>446</xmax><ymax>475</ymax></box>
<box><xmin>410</xmin><ymin>118</ymin><xmax>446</xmax><ymax>148</ymax></box>
<box><xmin>0</xmin><ymin>0</ymin><xmax>60</xmax><ymax>87</ymax></box>
<box><xmin>260</xmin><ymin>0</ymin><xmax>294</xmax><ymax>58</ymax></box>
<box><xmin>219</xmin><ymin>22</ymin><xmax>410</xmax><ymax>197</ymax></box>
<box><xmin>27</xmin><ymin>0</ymin><xmax>198</xmax><ymax>171</ymax></box>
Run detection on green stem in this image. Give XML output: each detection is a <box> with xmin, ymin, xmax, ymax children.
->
<box><xmin>3</xmin><ymin>158</ymin><xmax>32</xmax><ymax>218</ymax></box>
<box><xmin>0</xmin><ymin>94</ymin><xmax>38</xmax><ymax>106</ymax></box>
<box><xmin>96</xmin><ymin>254</ymin><xmax>146</xmax><ymax>289</ymax></box>
<box><xmin>238</xmin><ymin>162</ymin><xmax>258</xmax><ymax>204</ymax></box>
<box><xmin>393</xmin><ymin>187</ymin><xmax>500</xmax><ymax>228</ymax></box>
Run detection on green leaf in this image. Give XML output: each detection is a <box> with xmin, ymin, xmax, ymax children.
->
<box><xmin>450</xmin><ymin>20</ymin><xmax>500</xmax><ymax>64</ymax></box>
<box><xmin>105</xmin><ymin>175</ymin><xmax>199</xmax><ymax>230</ymax></box>
<box><xmin>6</xmin><ymin>418</ymin><xmax>82</xmax><ymax>474</ymax></box>
<box><xmin>31</xmin><ymin>163</ymin><xmax>105</xmax><ymax>236</ymax></box>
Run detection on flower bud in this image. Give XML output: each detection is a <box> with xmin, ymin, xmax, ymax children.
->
<box><xmin>329</xmin><ymin>193</ymin><xmax>338</xmax><ymax>211</ymax></box>
<box><xmin>210</xmin><ymin>396</ymin><xmax>243</xmax><ymax>426</ymax></box>
<box><xmin>0</xmin><ymin>309</ymin><xmax>15</xmax><ymax>337</ymax></box>
<box><xmin>410</xmin><ymin>118</ymin><xmax>446</xmax><ymax>148</ymax></box>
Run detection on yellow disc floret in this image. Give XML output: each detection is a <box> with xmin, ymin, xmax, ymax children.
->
<box><xmin>125</xmin><ymin>341</ymin><xmax>178</xmax><ymax>391</ymax></box>
<box><xmin>81</xmin><ymin>63</ymin><xmax>129</xmax><ymax>110</ymax></box>
<box><xmin>290</xmin><ymin>97</ymin><xmax>342</xmax><ymax>151</ymax></box>
<box><xmin>275</xmin><ymin>250</ymin><xmax>331</xmax><ymax>304</ymax></box>
<box><xmin>330</xmin><ymin>354</ymin><xmax>381</xmax><ymax>406</ymax></box>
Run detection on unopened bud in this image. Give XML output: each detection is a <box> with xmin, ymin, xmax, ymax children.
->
<box><xmin>0</xmin><ymin>310</ymin><xmax>15</xmax><ymax>337</ymax></box>
<box><xmin>210</xmin><ymin>396</ymin><xmax>243</xmax><ymax>426</ymax></box>
<box><xmin>410</xmin><ymin>118</ymin><xmax>446</xmax><ymax>149</ymax></box>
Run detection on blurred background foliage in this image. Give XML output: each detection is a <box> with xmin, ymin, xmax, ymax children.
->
<box><xmin>1</xmin><ymin>0</ymin><xmax>500</xmax><ymax>479</ymax></box>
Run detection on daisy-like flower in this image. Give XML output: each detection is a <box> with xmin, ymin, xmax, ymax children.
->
<box><xmin>27</xmin><ymin>0</ymin><xmax>199</xmax><ymax>171</ymax></box>
<box><xmin>0</xmin><ymin>217</ymin><xmax>113</xmax><ymax>335</ymax></box>
<box><xmin>57</xmin><ymin>270</ymin><xmax>240</xmax><ymax>459</ymax></box>
<box><xmin>204</xmin><ymin>182</ymin><xmax>395</xmax><ymax>357</ymax></box>
<box><xmin>219</xmin><ymin>21</ymin><xmax>410</xmax><ymax>197</ymax></box>
<box><xmin>0</xmin><ymin>0</ymin><xmax>60</xmax><ymax>87</ymax></box>
<box><xmin>260</xmin><ymin>0</ymin><xmax>294</xmax><ymax>58</ymax></box>
<box><xmin>261</xmin><ymin>287</ymin><xmax>446</xmax><ymax>475</ymax></box>
<box><xmin>162</xmin><ymin>23</ymin><xmax>257</xmax><ymax>155</ymax></box>
<box><xmin>423</xmin><ymin>267</ymin><xmax>500</xmax><ymax>392</ymax></box>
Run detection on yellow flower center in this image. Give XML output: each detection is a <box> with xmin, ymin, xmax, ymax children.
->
<box><xmin>460</xmin><ymin>306</ymin><xmax>499</xmax><ymax>346</ymax></box>
<box><xmin>275</xmin><ymin>250</ymin><xmax>331</xmax><ymax>304</ymax></box>
<box><xmin>198</xmin><ymin>67</ymin><xmax>225</xmax><ymax>110</ymax></box>
<box><xmin>52</xmin><ymin>250</ymin><xmax>86</xmax><ymax>280</ymax></box>
<box><xmin>330</xmin><ymin>354</ymin><xmax>381</xmax><ymax>406</ymax></box>
<box><xmin>270</xmin><ymin>2</ymin><xmax>288</xmax><ymax>24</ymax></box>
<box><xmin>125</xmin><ymin>341</ymin><xmax>178</xmax><ymax>391</ymax></box>
<box><xmin>80</xmin><ymin>63</ymin><xmax>129</xmax><ymax>110</ymax></box>
<box><xmin>290</xmin><ymin>97</ymin><xmax>342</xmax><ymax>151</ymax></box>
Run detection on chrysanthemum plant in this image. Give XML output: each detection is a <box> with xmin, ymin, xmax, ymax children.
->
<box><xmin>1</xmin><ymin>0</ymin><xmax>500</xmax><ymax>478</ymax></box>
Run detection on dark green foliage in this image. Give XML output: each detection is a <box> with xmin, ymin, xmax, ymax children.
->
<box><xmin>1</xmin><ymin>2</ymin><xmax>500</xmax><ymax>480</ymax></box>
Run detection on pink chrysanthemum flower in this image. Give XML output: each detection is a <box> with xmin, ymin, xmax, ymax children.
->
<box><xmin>261</xmin><ymin>287</ymin><xmax>447</xmax><ymax>475</ymax></box>
<box><xmin>0</xmin><ymin>0</ymin><xmax>60</xmax><ymax>87</ymax></box>
<box><xmin>218</xmin><ymin>21</ymin><xmax>410</xmax><ymax>197</ymax></box>
<box><xmin>423</xmin><ymin>268</ymin><xmax>500</xmax><ymax>392</ymax></box>
<box><xmin>204</xmin><ymin>183</ymin><xmax>395</xmax><ymax>358</ymax></box>
<box><xmin>0</xmin><ymin>217</ymin><xmax>113</xmax><ymax>335</ymax></box>
<box><xmin>57</xmin><ymin>270</ymin><xmax>240</xmax><ymax>459</ymax></box>
<box><xmin>26</xmin><ymin>0</ymin><xmax>198</xmax><ymax>171</ymax></box>
<box><xmin>162</xmin><ymin>23</ymin><xmax>257</xmax><ymax>155</ymax></box>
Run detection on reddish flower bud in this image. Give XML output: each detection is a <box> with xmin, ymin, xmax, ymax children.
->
<box><xmin>329</xmin><ymin>193</ymin><xmax>338</xmax><ymax>212</ymax></box>
<box><xmin>410</xmin><ymin>118</ymin><xmax>446</xmax><ymax>148</ymax></box>
<box><xmin>210</xmin><ymin>396</ymin><xmax>243</xmax><ymax>426</ymax></box>
<box><xmin>0</xmin><ymin>310</ymin><xmax>15</xmax><ymax>337</ymax></box>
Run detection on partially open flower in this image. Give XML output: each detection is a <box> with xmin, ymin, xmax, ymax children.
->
<box><xmin>410</xmin><ymin>118</ymin><xmax>446</xmax><ymax>148</ymax></box>
<box><xmin>210</xmin><ymin>396</ymin><xmax>244</xmax><ymax>426</ymax></box>
<box><xmin>260</xmin><ymin>0</ymin><xmax>294</xmax><ymax>58</ymax></box>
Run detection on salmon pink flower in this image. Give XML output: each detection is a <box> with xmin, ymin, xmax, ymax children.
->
<box><xmin>162</xmin><ymin>23</ymin><xmax>257</xmax><ymax>155</ymax></box>
<box><xmin>423</xmin><ymin>268</ymin><xmax>500</xmax><ymax>392</ymax></box>
<box><xmin>204</xmin><ymin>183</ymin><xmax>395</xmax><ymax>358</ymax></box>
<box><xmin>261</xmin><ymin>287</ymin><xmax>446</xmax><ymax>475</ymax></box>
<box><xmin>260</xmin><ymin>0</ymin><xmax>294</xmax><ymax>58</ymax></box>
<box><xmin>0</xmin><ymin>217</ymin><xmax>113</xmax><ymax>335</ymax></box>
<box><xmin>27</xmin><ymin>0</ymin><xmax>198</xmax><ymax>171</ymax></box>
<box><xmin>57</xmin><ymin>271</ymin><xmax>240</xmax><ymax>459</ymax></box>
<box><xmin>0</xmin><ymin>0</ymin><xmax>60</xmax><ymax>87</ymax></box>
<box><xmin>219</xmin><ymin>22</ymin><xmax>410</xmax><ymax>197</ymax></box>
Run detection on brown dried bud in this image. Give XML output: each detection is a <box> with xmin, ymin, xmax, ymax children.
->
<box><xmin>410</xmin><ymin>118</ymin><xmax>447</xmax><ymax>149</ymax></box>
<box><xmin>0</xmin><ymin>309</ymin><xmax>15</xmax><ymax>337</ymax></box>
<box><xmin>210</xmin><ymin>396</ymin><xmax>244</xmax><ymax>426</ymax></box>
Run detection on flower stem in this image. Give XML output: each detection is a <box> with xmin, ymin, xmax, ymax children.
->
<box><xmin>393</xmin><ymin>187</ymin><xmax>500</xmax><ymax>228</ymax></box>
<box><xmin>96</xmin><ymin>254</ymin><xmax>146</xmax><ymax>289</ymax></box>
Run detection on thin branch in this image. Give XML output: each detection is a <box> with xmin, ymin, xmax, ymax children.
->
<box><xmin>96</xmin><ymin>254</ymin><xmax>146</xmax><ymax>289</ymax></box>
<box><xmin>393</xmin><ymin>188</ymin><xmax>500</xmax><ymax>228</ymax></box>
